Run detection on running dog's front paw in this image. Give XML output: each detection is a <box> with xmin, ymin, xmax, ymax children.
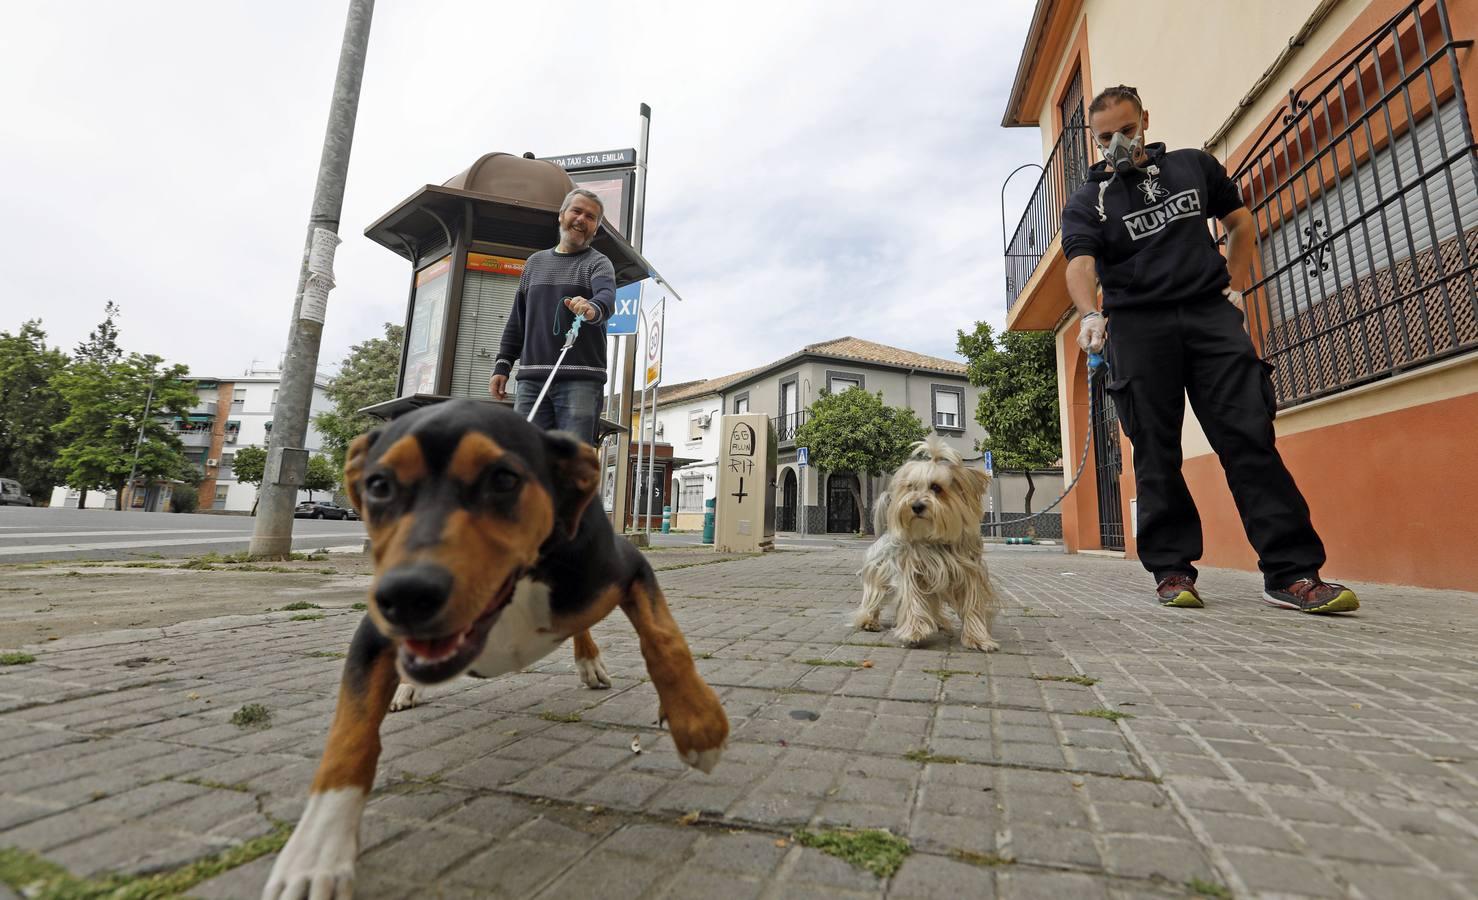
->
<box><xmin>262</xmin><ymin>790</ymin><xmax>365</xmax><ymax>900</ymax></box>
<box><xmin>858</xmin><ymin>617</ymin><xmax>885</xmax><ymax>632</ymax></box>
<box><xmin>577</xmin><ymin>654</ymin><xmax>612</xmax><ymax>689</ymax></box>
<box><xmin>388</xmin><ymin>683</ymin><xmax>418</xmax><ymax>712</ymax></box>
<box><xmin>657</xmin><ymin>682</ymin><xmax>729</xmax><ymax>775</ymax></box>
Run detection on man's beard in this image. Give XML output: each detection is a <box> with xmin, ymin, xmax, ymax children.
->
<box><xmin>559</xmin><ymin>225</ymin><xmax>591</xmax><ymax>250</ymax></box>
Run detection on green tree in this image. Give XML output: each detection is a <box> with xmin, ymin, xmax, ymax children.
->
<box><xmin>74</xmin><ymin>301</ymin><xmax>123</xmax><ymax>365</ymax></box>
<box><xmin>957</xmin><ymin>322</ymin><xmax>1061</xmax><ymax>513</ymax></box>
<box><xmin>53</xmin><ymin>354</ymin><xmax>198</xmax><ymax>509</ymax></box>
<box><xmin>315</xmin><ymin>323</ymin><xmax>403</xmax><ymax>476</ymax></box>
<box><xmin>0</xmin><ymin>321</ymin><xmax>71</xmax><ymax>501</ymax></box>
<box><xmin>793</xmin><ymin>388</ymin><xmax>928</xmax><ymax>533</ymax></box>
<box><xmin>231</xmin><ymin>445</ymin><xmax>268</xmax><ymax>514</ymax></box>
<box><xmin>303</xmin><ymin>455</ymin><xmax>338</xmax><ymax>499</ymax></box>
<box><xmin>170</xmin><ymin>483</ymin><xmax>199</xmax><ymax>513</ymax></box>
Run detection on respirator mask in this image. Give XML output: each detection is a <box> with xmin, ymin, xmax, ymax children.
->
<box><xmin>1100</xmin><ymin>128</ymin><xmax>1145</xmax><ymax>175</ymax></box>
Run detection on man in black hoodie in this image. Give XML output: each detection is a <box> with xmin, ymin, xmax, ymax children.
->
<box><xmin>1061</xmin><ymin>85</ymin><xmax>1359</xmax><ymax>614</ymax></box>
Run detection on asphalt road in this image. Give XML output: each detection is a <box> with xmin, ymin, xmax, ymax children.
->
<box><xmin>0</xmin><ymin>506</ymin><xmax>366</xmax><ymax>563</ymax></box>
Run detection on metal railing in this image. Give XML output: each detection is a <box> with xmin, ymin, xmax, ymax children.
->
<box><xmin>1004</xmin><ymin>118</ymin><xmax>1093</xmax><ymax>309</ymax></box>
<box><xmin>1232</xmin><ymin>0</ymin><xmax>1478</xmax><ymax>407</ymax></box>
<box><xmin>772</xmin><ymin>410</ymin><xmax>809</xmax><ymax>443</ymax></box>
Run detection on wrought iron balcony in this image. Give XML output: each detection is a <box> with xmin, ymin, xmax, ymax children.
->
<box><xmin>1231</xmin><ymin>0</ymin><xmax>1478</xmax><ymax>407</ymax></box>
<box><xmin>772</xmin><ymin>410</ymin><xmax>809</xmax><ymax>444</ymax></box>
<box><xmin>1003</xmin><ymin>121</ymin><xmax>1093</xmax><ymax>310</ymax></box>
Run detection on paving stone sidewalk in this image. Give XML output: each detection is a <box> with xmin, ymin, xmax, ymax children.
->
<box><xmin>1</xmin><ymin>546</ymin><xmax>1476</xmax><ymax>899</ymax></box>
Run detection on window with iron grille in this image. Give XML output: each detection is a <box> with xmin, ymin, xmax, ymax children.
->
<box><xmin>1233</xmin><ymin>0</ymin><xmax>1478</xmax><ymax>407</ymax></box>
<box><xmin>680</xmin><ymin>478</ymin><xmax>704</xmax><ymax>512</ymax></box>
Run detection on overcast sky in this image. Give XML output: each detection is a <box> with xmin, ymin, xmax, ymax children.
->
<box><xmin>2</xmin><ymin>1</ymin><xmax>1041</xmax><ymax>388</ymax></box>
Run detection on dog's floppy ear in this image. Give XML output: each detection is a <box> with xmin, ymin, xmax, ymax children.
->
<box><xmin>962</xmin><ymin>464</ymin><xmax>992</xmax><ymax>499</ymax></box>
<box><xmin>343</xmin><ymin>427</ymin><xmax>383</xmax><ymax>515</ymax></box>
<box><xmin>543</xmin><ymin>430</ymin><xmax>601</xmax><ymax>538</ymax></box>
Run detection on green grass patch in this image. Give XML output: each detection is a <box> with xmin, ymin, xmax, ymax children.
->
<box><xmin>903</xmin><ymin>748</ymin><xmax>962</xmax><ymax>765</ymax></box>
<box><xmin>0</xmin><ymin>652</ymin><xmax>36</xmax><ymax>666</ymax></box>
<box><xmin>279</xmin><ymin>601</ymin><xmax>321</xmax><ymax>611</ymax></box>
<box><xmin>1070</xmin><ymin>708</ymin><xmax>1133</xmax><ymax>721</ymax></box>
<box><xmin>539</xmin><ymin>710</ymin><xmax>582</xmax><ymax>723</ymax></box>
<box><xmin>803</xmin><ymin>658</ymin><xmax>863</xmax><ymax>668</ymax></box>
<box><xmin>793</xmin><ymin>828</ymin><xmax>911</xmax><ymax>878</ymax></box>
<box><xmin>1034</xmin><ymin>674</ymin><xmax>1100</xmax><ymax>686</ymax></box>
<box><xmin>351</xmin><ymin>602</ymin><xmax>367</xmax><ymax>611</ymax></box>
<box><xmin>950</xmin><ymin>849</ymin><xmax>1015</xmax><ymax>867</ymax></box>
<box><xmin>0</xmin><ymin>824</ymin><xmax>291</xmax><ymax>899</ymax></box>
<box><xmin>289</xmin><ymin>614</ymin><xmax>325</xmax><ymax>622</ymax></box>
<box><xmin>176</xmin><ymin>777</ymin><xmax>251</xmax><ymax>793</ymax></box>
<box><xmin>923</xmin><ymin>668</ymin><xmax>978</xmax><ymax>682</ymax></box>
<box><xmin>230</xmin><ymin>703</ymin><xmax>271</xmax><ymax>728</ymax></box>
<box><xmin>1186</xmin><ymin>878</ymin><xmax>1233</xmax><ymax>898</ymax></box>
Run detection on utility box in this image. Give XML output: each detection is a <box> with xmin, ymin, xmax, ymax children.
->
<box><xmin>714</xmin><ymin>414</ymin><xmax>776</xmax><ymax>553</ymax></box>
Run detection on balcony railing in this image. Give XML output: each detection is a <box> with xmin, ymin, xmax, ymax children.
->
<box><xmin>772</xmin><ymin>410</ymin><xmax>809</xmax><ymax>443</ymax></box>
<box><xmin>177</xmin><ymin>430</ymin><xmax>213</xmax><ymax>448</ymax></box>
<box><xmin>1004</xmin><ymin>118</ymin><xmax>1093</xmax><ymax>310</ymax></box>
<box><xmin>188</xmin><ymin>401</ymin><xmax>217</xmax><ymax>416</ymax></box>
<box><xmin>1232</xmin><ymin>0</ymin><xmax>1478</xmax><ymax>407</ymax></box>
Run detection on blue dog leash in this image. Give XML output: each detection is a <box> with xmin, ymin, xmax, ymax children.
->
<box><xmin>991</xmin><ymin>349</ymin><xmax>1106</xmax><ymax>527</ymax></box>
<box><xmin>525</xmin><ymin>302</ymin><xmax>583</xmax><ymax>423</ymax></box>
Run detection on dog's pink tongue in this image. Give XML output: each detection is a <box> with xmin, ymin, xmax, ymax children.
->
<box><xmin>404</xmin><ymin>636</ymin><xmax>459</xmax><ymax>660</ymax></box>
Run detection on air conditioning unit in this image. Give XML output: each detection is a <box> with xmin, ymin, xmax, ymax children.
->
<box><xmin>696</xmin><ymin>413</ymin><xmax>712</xmax><ymax>428</ymax></box>
<box><xmin>206</xmin><ymin>458</ymin><xmax>219</xmax><ymax>467</ymax></box>
<box><xmin>655</xmin><ymin>422</ymin><xmax>664</xmax><ymax>437</ymax></box>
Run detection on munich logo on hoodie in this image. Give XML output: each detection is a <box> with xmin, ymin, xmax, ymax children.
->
<box><xmin>1122</xmin><ymin>188</ymin><xmax>1202</xmax><ymax>241</ymax></box>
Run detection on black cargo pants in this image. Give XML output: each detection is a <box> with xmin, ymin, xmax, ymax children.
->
<box><xmin>1103</xmin><ymin>293</ymin><xmax>1326</xmax><ymax>589</ymax></box>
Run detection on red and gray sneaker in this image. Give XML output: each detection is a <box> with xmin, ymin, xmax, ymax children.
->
<box><xmin>1262</xmin><ymin>578</ymin><xmax>1360</xmax><ymax>614</ymax></box>
<box><xmin>1156</xmin><ymin>575</ymin><xmax>1203</xmax><ymax>608</ymax></box>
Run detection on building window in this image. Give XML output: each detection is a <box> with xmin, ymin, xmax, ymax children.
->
<box><xmin>825</xmin><ymin>370</ymin><xmax>865</xmax><ymax>394</ymax></box>
<box><xmin>932</xmin><ymin>385</ymin><xmax>964</xmax><ymax>431</ymax></box>
<box><xmin>213</xmin><ymin>485</ymin><xmax>230</xmax><ymax>510</ymax></box>
<box><xmin>271</xmin><ymin>388</ymin><xmax>279</xmax><ymax>412</ymax></box>
<box><xmin>733</xmin><ymin>392</ymin><xmax>749</xmax><ymax>414</ymax></box>
<box><xmin>688</xmin><ymin>410</ymin><xmax>706</xmax><ymax>441</ymax></box>
<box><xmin>680</xmin><ymin>478</ymin><xmax>705</xmax><ymax>512</ymax></box>
<box><xmin>232</xmin><ymin>388</ymin><xmax>246</xmax><ymax>408</ymax></box>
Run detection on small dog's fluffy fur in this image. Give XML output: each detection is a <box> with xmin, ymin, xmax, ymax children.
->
<box><xmin>852</xmin><ymin>437</ymin><xmax>999</xmax><ymax>651</ymax></box>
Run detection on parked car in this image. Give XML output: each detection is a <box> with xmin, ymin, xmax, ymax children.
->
<box><xmin>0</xmin><ymin>478</ymin><xmax>33</xmax><ymax>507</ymax></box>
<box><xmin>294</xmin><ymin>501</ymin><xmax>349</xmax><ymax>520</ymax></box>
<box><xmin>344</xmin><ymin>507</ymin><xmax>360</xmax><ymax>521</ymax></box>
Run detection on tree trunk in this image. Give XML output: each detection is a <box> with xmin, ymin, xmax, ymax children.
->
<box><xmin>78</xmin><ymin>487</ymin><xmax>88</xmax><ymax>509</ymax></box>
<box><xmin>848</xmin><ymin>481</ymin><xmax>865</xmax><ymax>535</ymax></box>
<box><xmin>1023</xmin><ymin>469</ymin><xmax>1036</xmax><ymax>515</ymax></box>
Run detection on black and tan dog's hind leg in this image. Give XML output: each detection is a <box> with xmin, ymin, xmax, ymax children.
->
<box><xmin>572</xmin><ymin>628</ymin><xmax>612</xmax><ymax>689</ymax></box>
<box><xmin>263</xmin><ymin>618</ymin><xmax>398</xmax><ymax>900</ymax></box>
<box><xmin>621</xmin><ymin>576</ymin><xmax>727</xmax><ymax>772</ymax></box>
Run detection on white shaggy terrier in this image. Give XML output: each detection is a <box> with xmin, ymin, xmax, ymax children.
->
<box><xmin>852</xmin><ymin>437</ymin><xmax>999</xmax><ymax>651</ymax></box>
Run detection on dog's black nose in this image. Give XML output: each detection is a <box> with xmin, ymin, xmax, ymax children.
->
<box><xmin>911</xmin><ymin>501</ymin><xmax>927</xmax><ymax>515</ymax></box>
<box><xmin>375</xmin><ymin>563</ymin><xmax>453</xmax><ymax>629</ymax></box>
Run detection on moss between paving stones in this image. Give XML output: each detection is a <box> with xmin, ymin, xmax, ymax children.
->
<box><xmin>793</xmin><ymin>828</ymin><xmax>911</xmax><ymax>877</ymax></box>
<box><xmin>0</xmin><ymin>824</ymin><xmax>291</xmax><ymax>899</ymax></box>
<box><xmin>1071</xmin><ymin>708</ymin><xmax>1133</xmax><ymax>721</ymax></box>
<box><xmin>0</xmin><ymin>651</ymin><xmax>36</xmax><ymax>665</ymax></box>
<box><xmin>1186</xmin><ymin>878</ymin><xmax>1233</xmax><ymax>898</ymax></box>
<box><xmin>1034</xmin><ymin>674</ymin><xmax>1099</xmax><ymax>686</ymax></box>
<box><xmin>230</xmin><ymin>703</ymin><xmax>271</xmax><ymax>728</ymax></box>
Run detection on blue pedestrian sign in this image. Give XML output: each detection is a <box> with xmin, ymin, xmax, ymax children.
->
<box><xmin>984</xmin><ymin>450</ymin><xmax>993</xmax><ymax>473</ymax></box>
<box><xmin>608</xmin><ymin>283</ymin><xmax>642</xmax><ymax>335</ymax></box>
<box><xmin>798</xmin><ymin>447</ymin><xmax>809</xmax><ymax>468</ymax></box>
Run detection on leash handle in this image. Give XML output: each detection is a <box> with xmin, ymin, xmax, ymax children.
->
<box><xmin>1087</xmin><ymin>351</ymin><xmax>1105</xmax><ymax>372</ymax></box>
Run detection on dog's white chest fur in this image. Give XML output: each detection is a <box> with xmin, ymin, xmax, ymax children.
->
<box><xmin>467</xmin><ymin>577</ymin><xmax>565</xmax><ymax>678</ymax></box>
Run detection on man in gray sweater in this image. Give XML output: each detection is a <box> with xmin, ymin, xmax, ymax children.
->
<box><xmin>490</xmin><ymin>188</ymin><xmax>616</xmax><ymax>445</ymax></box>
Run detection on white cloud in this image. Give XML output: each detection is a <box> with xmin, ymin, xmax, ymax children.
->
<box><xmin>0</xmin><ymin>0</ymin><xmax>1041</xmax><ymax>386</ymax></box>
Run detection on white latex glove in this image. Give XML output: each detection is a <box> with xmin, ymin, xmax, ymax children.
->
<box><xmin>1224</xmin><ymin>287</ymin><xmax>1245</xmax><ymax>315</ymax></box>
<box><xmin>1077</xmin><ymin>313</ymin><xmax>1106</xmax><ymax>353</ymax></box>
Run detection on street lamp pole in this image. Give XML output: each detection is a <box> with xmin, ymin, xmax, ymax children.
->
<box><xmin>123</xmin><ymin>377</ymin><xmax>156</xmax><ymax>512</ymax></box>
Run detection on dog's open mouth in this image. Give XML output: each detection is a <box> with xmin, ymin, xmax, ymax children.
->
<box><xmin>397</xmin><ymin>570</ymin><xmax>521</xmax><ymax>684</ymax></box>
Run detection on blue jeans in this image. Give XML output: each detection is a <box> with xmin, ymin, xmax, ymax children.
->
<box><xmin>514</xmin><ymin>377</ymin><xmax>602</xmax><ymax>446</ymax></box>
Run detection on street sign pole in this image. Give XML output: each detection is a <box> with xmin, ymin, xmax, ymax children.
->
<box><xmin>798</xmin><ymin>446</ymin><xmax>808</xmax><ymax>537</ymax></box>
<box><xmin>611</xmin><ymin>104</ymin><xmax>651</xmax><ymax>535</ymax></box>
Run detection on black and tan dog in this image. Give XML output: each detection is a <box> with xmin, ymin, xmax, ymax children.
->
<box><xmin>263</xmin><ymin>400</ymin><xmax>728</xmax><ymax>900</ymax></box>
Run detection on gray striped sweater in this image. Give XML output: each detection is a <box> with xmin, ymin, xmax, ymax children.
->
<box><xmin>494</xmin><ymin>246</ymin><xmax>615</xmax><ymax>384</ymax></box>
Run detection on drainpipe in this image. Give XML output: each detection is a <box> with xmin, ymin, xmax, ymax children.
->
<box><xmin>1202</xmin><ymin>0</ymin><xmax>1342</xmax><ymax>155</ymax></box>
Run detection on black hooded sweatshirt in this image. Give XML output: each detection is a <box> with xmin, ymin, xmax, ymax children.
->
<box><xmin>1061</xmin><ymin>143</ymin><xmax>1244</xmax><ymax>310</ymax></box>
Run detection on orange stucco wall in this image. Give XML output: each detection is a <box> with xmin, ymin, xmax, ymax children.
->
<box><xmin>1184</xmin><ymin>392</ymin><xmax>1478</xmax><ymax>590</ymax></box>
